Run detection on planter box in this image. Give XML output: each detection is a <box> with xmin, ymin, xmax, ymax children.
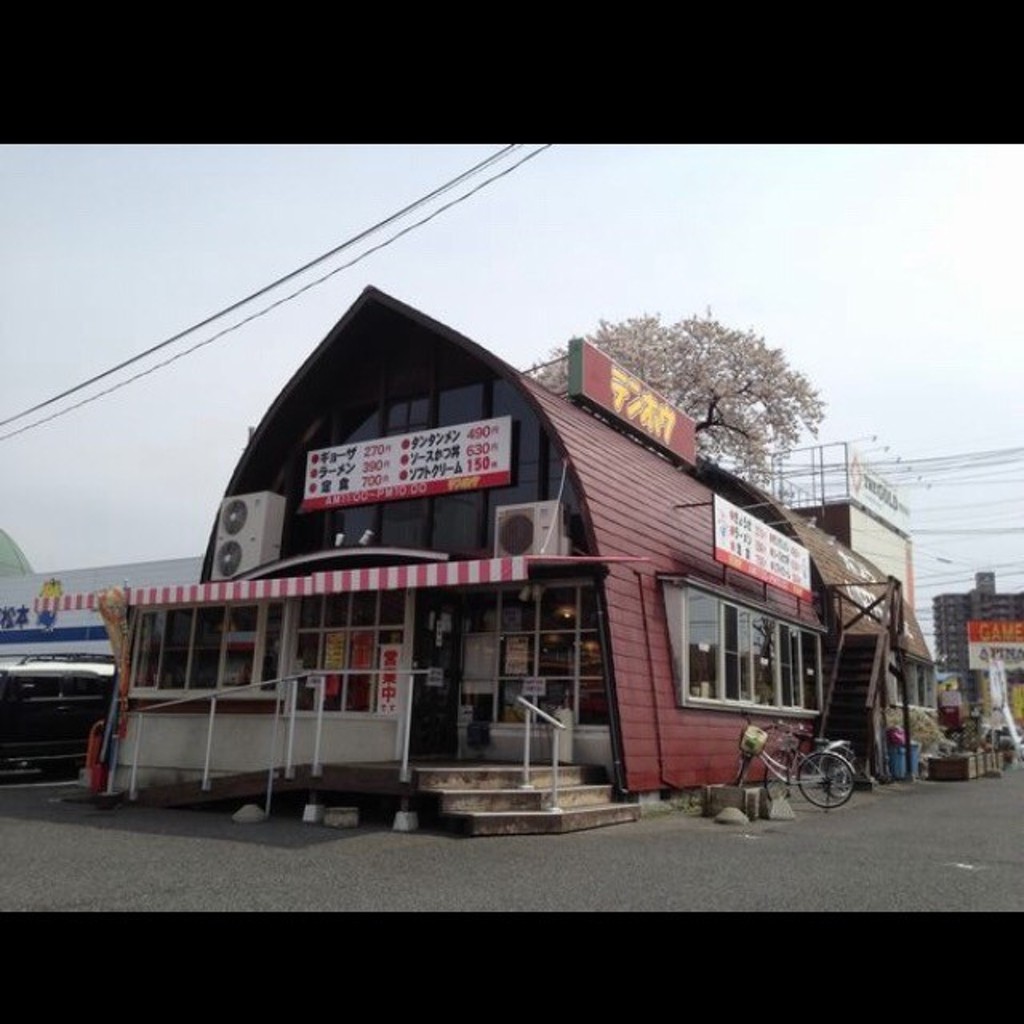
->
<box><xmin>927</xmin><ymin>756</ymin><xmax>978</xmax><ymax>781</ymax></box>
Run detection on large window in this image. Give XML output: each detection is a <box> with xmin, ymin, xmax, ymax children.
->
<box><xmin>294</xmin><ymin>590</ymin><xmax>405</xmax><ymax>714</ymax></box>
<box><xmin>662</xmin><ymin>582</ymin><xmax>821</xmax><ymax>711</ymax></box>
<box><xmin>460</xmin><ymin>582</ymin><xmax>607</xmax><ymax>727</ymax></box>
<box><xmin>133</xmin><ymin>603</ymin><xmax>276</xmax><ymax>693</ymax></box>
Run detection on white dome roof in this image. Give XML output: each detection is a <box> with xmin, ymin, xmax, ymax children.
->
<box><xmin>0</xmin><ymin>529</ymin><xmax>33</xmax><ymax>576</ymax></box>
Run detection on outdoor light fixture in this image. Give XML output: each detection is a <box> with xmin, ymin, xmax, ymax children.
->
<box><xmin>334</xmin><ymin>533</ymin><xmax>345</xmax><ymax>548</ymax></box>
<box><xmin>358</xmin><ymin>529</ymin><xmax>375</xmax><ymax>547</ymax></box>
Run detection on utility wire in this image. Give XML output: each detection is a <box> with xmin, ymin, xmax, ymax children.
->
<box><xmin>0</xmin><ymin>144</ymin><xmax>544</xmax><ymax>434</ymax></box>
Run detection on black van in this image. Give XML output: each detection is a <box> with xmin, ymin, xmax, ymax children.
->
<box><xmin>0</xmin><ymin>654</ymin><xmax>115</xmax><ymax>774</ymax></box>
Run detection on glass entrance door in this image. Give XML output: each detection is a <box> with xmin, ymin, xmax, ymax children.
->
<box><xmin>409</xmin><ymin>591</ymin><xmax>462</xmax><ymax>757</ymax></box>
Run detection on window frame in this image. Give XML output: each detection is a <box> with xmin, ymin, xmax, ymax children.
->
<box><xmin>131</xmin><ymin>602</ymin><xmax>282</xmax><ymax>696</ymax></box>
<box><xmin>664</xmin><ymin>580</ymin><xmax>823</xmax><ymax>713</ymax></box>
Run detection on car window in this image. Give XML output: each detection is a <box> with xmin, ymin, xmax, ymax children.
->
<box><xmin>16</xmin><ymin>677</ymin><xmax>61</xmax><ymax>699</ymax></box>
<box><xmin>63</xmin><ymin>675</ymin><xmax>109</xmax><ymax>698</ymax></box>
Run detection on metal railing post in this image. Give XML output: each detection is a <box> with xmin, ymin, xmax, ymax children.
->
<box><xmin>201</xmin><ymin>695</ymin><xmax>218</xmax><ymax>791</ymax></box>
<box><xmin>128</xmin><ymin>713</ymin><xmax>144</xmax><ymax>801</ymax></box>
<box><xmin>265</xmin><ymin>677</ymin><xmax>286</xmax><ymax>818</ymax></box>
<box><xmin>311</xmin><ymin>673</ymin><xmax>325</xmax><ymax>778</ymax></box>
<box><xmin>400</xmin><ymin>671</ymin><xmax>416</xmax><ymax>783</ymax></box>
<box><xmin>550</xmin><ymin>728</ymin><xmax>561</xmax><ymax>812</ymax></box>
<box><xmin>284</xmin><ymin>677</ymin><xmax>298</xmax><ymax>780</ymax></box>
<box><xmin>516</xmin><ymin>696</ymin><xmax>565</xmax><ymax>809</ymax></box>
<box><xmin>520</xmin><ymin>705</ymin><xmax>534</xmax><ymax>789</ymax></box>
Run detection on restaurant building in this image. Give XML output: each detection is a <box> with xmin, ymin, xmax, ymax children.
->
<box><xmin>38</xmin><ymin>287</ymin><xmax>935</xmax><ymax>807</ymax></box>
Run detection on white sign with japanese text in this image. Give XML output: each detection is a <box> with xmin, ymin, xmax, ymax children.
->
<box><xmin>712</xmin><ymin>494</ymin><xmax>812</xmax><ymax>601</ymax></box>
<box><xmin>301</xmin><ymin>416</ymin><xmax>512</xmax><ymax>511</ymax></box>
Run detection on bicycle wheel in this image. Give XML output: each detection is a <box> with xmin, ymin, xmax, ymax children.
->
<box><xmin>797</xmin><ymin>750</ymin><xmax>854</xmax><ymax>809</ymax></box>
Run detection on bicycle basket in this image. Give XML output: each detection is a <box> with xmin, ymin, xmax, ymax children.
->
<box><xmin>777</xmin><ymin>732</ymin><xmax>800</xmax><ymax>752</ymax></box>
<box><xmin>740</xmin><ymin>725</ymin><xmax>768</xmax><ymax>756</ymax></box>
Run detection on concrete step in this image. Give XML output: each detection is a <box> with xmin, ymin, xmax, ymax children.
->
<box><xmin>448</xmin><ymin>802</ymin><xmax>641</xmax><ymax>837</ymax></box>
<box><xmin>437</xmin><ymin>783</ymin><xmax>617</xmax><ymax>814</ymax></box>
<box><xmin>413</xmin><ymin>764</ymin><xmax>602</xmax><ymax>791</ymax></box>
<box><xmin>415</xmin><ymin>762</ymin><xmax>639</xmax><ymax>836</ymax></box>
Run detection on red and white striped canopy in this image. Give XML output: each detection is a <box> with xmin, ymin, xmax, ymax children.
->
<box><xmin>33</xmin><ymin>554</ymin><xmax>648</xmax><ymax>613</ymax></box>
<box><xmin>35</xmin><ymin>556</ymin><xmax>530</xmax><ymax>612</ymax></box>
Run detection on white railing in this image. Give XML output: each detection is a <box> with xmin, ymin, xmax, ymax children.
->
<box><xmin>515</xmin><ymin>695</ymin><xmax>566</xmax><ymax>813</ymax></box>
<box><xmin>125</xmin><ymin>669</ymin><xmax>428</xmax><ymax>816</ymax></box>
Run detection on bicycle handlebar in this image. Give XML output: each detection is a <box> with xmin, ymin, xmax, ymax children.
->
<box><xmin>765</xmin><ymin>719</ymin><xmax>812</xmax><ymax>735</ymax></box>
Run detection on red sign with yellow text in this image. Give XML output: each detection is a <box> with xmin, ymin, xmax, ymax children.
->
<box><xmin>968</xmin><ymin>621</ymin><xmax>1024</xmax><ymax>643</ymax></box>
<box><xmin>567</xmin><ymin>339</ymin><xmax>696</xmax><ymax>467</ymax></box>
<box><xmin>968</xmin><ymin>620</ymin><xmax>1024</xmax><ymax>671</ymax></box>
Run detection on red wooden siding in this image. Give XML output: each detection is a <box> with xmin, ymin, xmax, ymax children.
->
<box><xmin>521</xmin><ymin>377</ymin><xmax>823</xmax><ymax>793</ymax></box>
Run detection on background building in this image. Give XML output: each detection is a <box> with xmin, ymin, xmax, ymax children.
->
<box><xmin>0</xmin><ymin>555</ymin><xmax>202</xmax><ymax>658</ymax></box>
<box><xmin>933</xmin><ymin>572</ymin><xmax>1024</xmax><ymax>704</ymax></box>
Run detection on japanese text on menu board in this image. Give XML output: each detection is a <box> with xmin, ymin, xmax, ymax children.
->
<box><xmin>301</xmin><ymin>416</ymin><xmax>513</xmax><ymax>511</ymax></box>
<box><xmin>712</xmin><ymin>495</ymin><xmax>812</xmax><ymax>601</ymax></box>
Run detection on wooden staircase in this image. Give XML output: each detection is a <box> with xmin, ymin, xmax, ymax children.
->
<box><xmin>819</xmin><ymin>575</ymin><xmax>910</xmax><ymax>784</ymax></box>
<box><xmin>414</xmin><ymin>763</ymin><xmax>641</xmax><ymax>836</ymax></box>
<box><xmin>822</xmin><ymin>633</ymin><xmax>881</xmax><ymax>775</ymax></box>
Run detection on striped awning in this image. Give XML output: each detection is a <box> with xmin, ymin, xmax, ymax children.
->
<box><xmin>314</xmin><ymin>556</ymin><xmax>527</xmax><ymax>595</ymax></box>
<box><xmin>35</xmin><ymin>556</ymin><xmax>530</xmax><ymax>611</ymax></box>
<box><xmin>32</xmin><ymin>554</ymin><xmax>650</xmax><ymax>613</ymax></box>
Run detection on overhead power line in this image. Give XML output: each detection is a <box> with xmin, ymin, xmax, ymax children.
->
<box><xmin>0</xmin><ymin>144</ymin><xmax>551</xmax><ymax>442</ymax></box>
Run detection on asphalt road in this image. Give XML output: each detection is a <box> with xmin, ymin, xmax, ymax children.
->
<box><xmin>2</xmin><ymin>765</ymin><xmax>1023</xmax><ymax>912</ymax></box>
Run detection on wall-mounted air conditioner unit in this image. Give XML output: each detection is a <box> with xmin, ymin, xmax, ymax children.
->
<box><xmin>211</xmin><ymin>491</ymin><xmax>287</xmax><ymax>580</ymax></box>
<box><xmin>494</xmin><ymin>501</ymin><xmax>570</xmax><ymax>557</ymax></box>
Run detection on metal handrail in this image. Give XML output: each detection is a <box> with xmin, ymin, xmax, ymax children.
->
<box><xmin>127</xmin><ymin>675</ymin><xmax>300</xmax><ymax>811</ymax></box>
<box><xmin>515</xmin><ymin>696</ymin><xmax>566</xmax><ymax>812</ymax></box>
<box><xmin>126</xmin><ymin>668</ymin><xmax>428</xmax><ymax>815</ymax></box>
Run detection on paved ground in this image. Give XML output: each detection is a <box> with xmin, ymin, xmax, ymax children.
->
<box><xmin>1</xmin><ymin>764</ymin><xmax>1023</xmax><ymax>912</ymax></box>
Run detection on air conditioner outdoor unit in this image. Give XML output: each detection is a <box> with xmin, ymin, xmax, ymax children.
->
<box><xmin>494</xmin><ymin>501</ymin><xmax>569</xmax><ymax>557</ymax></box>
<box><xmin>211</xmin><ymin>491</ymin><xmax>287</xmax><ymax>580</ymax></box>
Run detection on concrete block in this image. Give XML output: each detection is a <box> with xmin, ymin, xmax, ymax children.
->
<box><xmin>704</xmin><ymin>784</ymin><xmax>760</xmax><ymax>821</ymax></box>
<box><xmin>302</xmin><ymin>802</ymin><xmax>325</xmax><ymax>824</ymax></box>
<box><xmin>324</xmin><ymin>806</ymin><xmax>359</xmax><ymax>829</ymax></box>
<box><xmin>392</xmin><ymin>810</ymin><xmax>419</xmax><ymax>832</ymax></box>
<box><xmin>765</xmin><ymin>795</ymin><xmax>795</xmax><ymax>820</ymax></box>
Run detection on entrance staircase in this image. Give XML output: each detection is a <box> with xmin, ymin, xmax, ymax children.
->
<box><xmin>124</xmin><ymin>759</ymin><xmax>641</xmax><ymax>837</ymax></box>
<box><xmin>415</xmin><ymin>763</ymin><xmax>641</xmax><ymax>836</ymax></box>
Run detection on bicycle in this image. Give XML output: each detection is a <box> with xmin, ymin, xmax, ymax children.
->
<box><xmin>735</xmin><ymin>720</ymin><xmax>855</xmax><ymax>810</ymax></box>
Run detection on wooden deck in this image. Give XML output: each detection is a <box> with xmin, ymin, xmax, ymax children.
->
<box><xmin>126</xmin><ymin>760</ymin><xmax>510</xmax><ymax>810</ymax></box>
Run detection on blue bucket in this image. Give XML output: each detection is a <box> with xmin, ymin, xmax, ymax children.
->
<box><xmin>888</xmin><ymin>742</ymin><xmax>920</xmax><ymax>779</ymax></box>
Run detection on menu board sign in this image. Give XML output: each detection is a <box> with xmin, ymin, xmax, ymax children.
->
<box><xmin>713</xmin><ymin>494</ymin><xmax>812</xmax><ymax>601</ymax></box>
<box><xmin>302</xmin><ymin>416</ymin><xmax>512</xmax><ymax>511</ymax></box>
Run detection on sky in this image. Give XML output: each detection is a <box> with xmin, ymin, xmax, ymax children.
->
<box><xmin>2</xmin><ymin>142</ymin><xmax>1022</xmax><ymax>650</ymax></box>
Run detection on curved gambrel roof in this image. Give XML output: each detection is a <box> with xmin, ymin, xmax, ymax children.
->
<box><xmin>202</xmin><ymin>286</ymin><xmax>533</xmax><ymax>579</ymax></box>
<box><xmin>519</xmin><ymin>374</ymin><xmax>821</xmax><ymax>620</ymax></box>
<box><xmin>228</xmin><ymin>287</ymin><xmax>523</xmax><ymax>493</ymax></box>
